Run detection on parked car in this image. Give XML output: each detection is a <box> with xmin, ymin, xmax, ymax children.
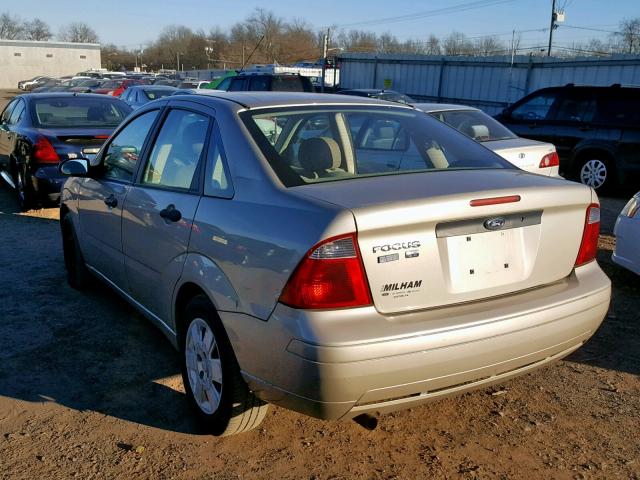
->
<box><xmin>120</xmin><ymin>85</ymin><xmax>178</xmax><ymax>109</ymax></box>
<box><xmin>153</xmin><ymin>78</ymin><xmax>181</xmax><ymax>87</ymax></box>
<box><xmin>68</xmin><ymin>79</ymin><xmax>106</xmax><ymax>93</ymax></box>
<box><xmin>18</xmin><ymin>76</ymin><xmax>45</xmax><ymax>91</ymax></box>
<box><xmin>337</xmin><ymin>89</ymin><xmax>414</xmax><ymax>104</ymax></box>
<box><xmin>0</xmin><ymin>93</ymin><xmax>132</xmax><ymax>209</ymax></box>
<box><xmin>214</xmin><ymin>73</ymin><xmax>313</xmax><ymax>92</ymax></box>
<box><xmin>39</xmin><ymin>77</ymin><xmax>92</xmax><ymax>93</ymax></box>
<box><xmin>612</xmin><ymin>191</ymin><xmax>640</xmax><ymax>275</ymax></box>
<box><xmin>30</xmin><ymin>79</ymin><xmax>63</xmax><ymax>93</ymax></box>
<box><xmin>415</xmin><ymin>103</ymin><xmax>560</xmax><ymax>176</ymax></box>
<box><xmin>495</xmin><ymin>84</ymin><xmax>640</xmax><ymax>191</ymax></box>
<box><xmin>177</xmin><ymin>80</ymin><xmax>212</xmax><ymax>89</ymax></box>
<box><xmin>22</xmin><ymin>77</ymin><xmax>55</xmax><ymax>92</ymax></box>
<box><xmin>58</xmin><ymin>92</ymin><xmax>610</xmax><ymax>436</ymax></box>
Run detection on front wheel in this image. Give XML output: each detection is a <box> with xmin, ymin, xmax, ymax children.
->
<box><xmin>578</xmin><ymin>158</ymin><xmax>614</xmax><ymax>191</ymax></box>
<box><xmin>180</xmin><ymin>295</ymin><xmax>268</xmax><ymax>436</ymax></box>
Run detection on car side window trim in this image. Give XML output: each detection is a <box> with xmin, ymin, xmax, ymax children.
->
<box><xmin>133</xmin><ymin>106</ymin><xmax>213</xmax><ymax>196</ymax></box>
<box><xmin>96</xmin><ymin>107</ymin><xmax>165</xmax><ymax>184</ymax></box>
<box><xmin>203</xmin><ymin>121</ymin><xmax>235</xmax><ymax>199</ymax></box>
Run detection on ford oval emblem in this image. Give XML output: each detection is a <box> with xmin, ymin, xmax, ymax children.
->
<box><xmin>484</xmin><ymin>217</ymin><xmax>506</xmax><ymax>230</ymax></box>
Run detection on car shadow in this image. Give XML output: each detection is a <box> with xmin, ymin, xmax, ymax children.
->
<box><xmin>0</xmin><ymin>205</ymin><xmax>203</xmax><ymax>435</ymax></box>
<box><xmin>565</xmin><ymin>247</ymin><xmax>640</xmax><ymax>376</ymax></box>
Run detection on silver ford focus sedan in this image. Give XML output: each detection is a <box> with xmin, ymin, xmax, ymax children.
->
<box><xmin>59</xmin><ymin>92</ymin><xmax>611</xmax><ymax>436</ymax></box>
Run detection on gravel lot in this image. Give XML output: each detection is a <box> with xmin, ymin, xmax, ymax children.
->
<box><xmin>0</xmin><ymin>91</ymin><xmax>638</xmax><ymax>479</ymax></box>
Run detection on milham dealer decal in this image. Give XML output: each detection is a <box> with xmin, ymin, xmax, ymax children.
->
<box><xmin>380</xmin><ymin>279</ymin><xmax>423</xmax><ymax>298</ymax></box>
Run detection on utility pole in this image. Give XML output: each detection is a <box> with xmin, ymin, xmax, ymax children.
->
<box><xmin>176</xmin><ymin>52</ymin><xmax>180</xmax><ymax>72</ymax></box>
<box><xmin>547</xmin><ymin>0</ymin><xmax>556</xmax><ymax>56</ymax></box>
<box><xmin>321</xmin><ymin>28</ymin><xmax>329</xmax><ymax>93</ymax></box>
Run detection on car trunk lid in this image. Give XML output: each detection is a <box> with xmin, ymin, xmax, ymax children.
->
<box><xmin>291</xmin><ymin>169</ymin><xmax>592</xmax><ymax>314</ymax></box>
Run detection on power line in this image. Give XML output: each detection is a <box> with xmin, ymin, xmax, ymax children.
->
<box><xmin>326</xmin><ymin>0</ymin><xmax>520</xmax><ymax>29</ymax></box>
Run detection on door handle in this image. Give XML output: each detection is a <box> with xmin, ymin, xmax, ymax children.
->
<box><xmin>103</xmin><ymin>194</ymin><xmax>118</xmax><ymax>208</ymax></box>
<box><xmin>159</xmin><ymin>204</ymin><xmax>182</xmax><ymax>223</ymax></box>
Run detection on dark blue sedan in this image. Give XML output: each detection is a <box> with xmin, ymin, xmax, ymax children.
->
<box><xmin>0</xmin><ymin>93</ymin><xmax>132</xmax><ymax>209</ymax></box>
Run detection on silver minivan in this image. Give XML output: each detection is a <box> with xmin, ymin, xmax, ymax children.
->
<box><xmin>59</xmin><ymin>92</ymin><xmax>610</xmax><ymax>436</ymax></box>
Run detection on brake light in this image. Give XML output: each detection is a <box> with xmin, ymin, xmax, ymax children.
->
<box><xmin>575</xmin><ymin>204</ymin><xmax>600</xmax><ymax>267</ymax></box>
<box><xmin>279</xmin><ymin>233</ymin><xmax>372</xmax><ymax>309</ymax></box>
<box><xmin>33</xmin><ymin>136</ymin><xmax>60</xmax><ymax>164</ymax></box>
<box><xmin>94</xmin><ymin>135</ymin><xmax>109</xmax><ymax>139</ymax></box>
<box><xmin>539</xmin><ymin>152</ymin><xmax>559</xmax><ymax>168</ymax></box>
<box><xmin>470</xmin><ymin>195</ymin><xmax>521</xmax><ymax>207</ymax></box>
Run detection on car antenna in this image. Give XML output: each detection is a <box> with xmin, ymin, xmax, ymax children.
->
<box><xmin>238</xmin><ymin>35</ymin><xmax>265</xmax><ymax>73</ymax></box>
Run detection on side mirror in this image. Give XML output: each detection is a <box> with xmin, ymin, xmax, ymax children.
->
<box><xmin>59</xmin><ymin>158</ymin><xmax>90</xmax><ymax>177</ymax></box>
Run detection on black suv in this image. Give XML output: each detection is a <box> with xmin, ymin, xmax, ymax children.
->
<box><xmin>495</xmin><ymin>84</ymin><xmax>640</xmax><ymax>191</ymax></box>
<box><xmin>215</xmin><ymin>73</ymin><xmax>313</xmax><ymax>93</ymax></box>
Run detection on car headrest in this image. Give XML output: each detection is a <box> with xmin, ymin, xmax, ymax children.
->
<box><xmin>298</xmin><ymin>137</ymin><xmax>341</xmax><ymax>173</ymax></box>
<box><xmin>470</xmin><ymin>124</ymin><xmax>489</xmax><ymax>140</ymax></box>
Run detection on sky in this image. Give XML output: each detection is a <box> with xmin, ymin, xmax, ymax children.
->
<box><xmin>12</xmin><ymin>0</ymin><xmax>640</xmax><ymax>53</ymax></box>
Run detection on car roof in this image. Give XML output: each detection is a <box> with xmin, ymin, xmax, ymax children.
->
<box><xmin>130</xmin><ymin>85</ymin><xmax>177</xmax><ymax>90</ymax></box>
<box><xmin>339</xmin><ymin>89</ymin><xmax>401</xmax><ymax>94</ymax></box>
<box><xmin>169</xmin><ymin>91</ymin><xmax>416</xmax><ymax>110</ymax></box>
<box><xmin>413</xmin><ymin>102</ymin><xmax>480</xmax><ymax>113</ymax></box>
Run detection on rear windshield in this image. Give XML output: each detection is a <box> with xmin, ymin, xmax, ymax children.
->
<box><xmin>31</xmin><ymin>97</ymin><xmax>131</xmax><ymax>128</ymax></box>
<box><xmin>240</xmin><ymin>106</ymin><xmax>513</xmax><ymax>187</ymax></box>
<box><xmin>143</xmin><ymin>89</ymin><xmax>175</xmax><ymax>100</ymax></box>
<box><xmin>432</xmin><ymin>109</ymin><xmax>517</xmax><ymax>142</ymax></box>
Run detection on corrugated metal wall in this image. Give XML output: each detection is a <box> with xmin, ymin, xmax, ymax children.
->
<box><xmin>338</xmin><ymin>53</ymin><xmax>640</xmax><ymax>114</ymax></box>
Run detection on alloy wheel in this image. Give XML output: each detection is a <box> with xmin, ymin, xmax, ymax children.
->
<box><xmin>185</xmin><ymin>318</ymin><xmax>223</xmax><ymax>415</ymax></box>
<box><xmin>580</xmin><ymin>159</ymin><xmax>607</xmax><ymax>190</ymax></box>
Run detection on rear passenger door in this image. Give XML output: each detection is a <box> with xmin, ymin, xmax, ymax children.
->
<box><xmin>121</xmin><ymin>102</ymin><xmax>212</xmax><ymax>319</ymax></box>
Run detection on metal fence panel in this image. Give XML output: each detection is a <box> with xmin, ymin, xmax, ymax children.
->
<box><xmin>338</xmin><ymin>53</ymin><xmax>640</xmax><ymax>114</ymax></box>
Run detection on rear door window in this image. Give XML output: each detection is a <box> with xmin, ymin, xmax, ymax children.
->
<box><xmin>8</xmin><ymin>100</ymin><xmax>25</xmax><ymax>125</ymax></box>
<box><xmin>228</xmin><ymin>78</ymin><xmax>247</xmax><ymax>91</ymax></box>
<box><xmin>141</xmin><ymin>109</ymin><xmax>209</xmax><ymax>190</ymax></box>
<box><xmin>552</xmin><ymin>92</ymin><xmax>597</xmax><ymax>123</ymax></box>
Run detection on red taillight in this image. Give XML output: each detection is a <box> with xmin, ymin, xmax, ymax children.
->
<box><xmin>94</xmin><ymin>135</ymin><xmax>109</xmax><ymax>139</ymax></box>
<box><xmin>539</xmin><ymin>152</ymin><xmax>559</xmax><ymax>168</ymax></box>
<box><xmin>575</xmin><ymin>204</ymin><xmax>600</xmax><ymax>267</ymax></box>
<box><xmin>279</xmin><ymin>233</ymin><xmax>372</xmax><ymax>309</ymax></box>
<box><xmin>33</xmin><ymin>136</ymin><xmax>60</xmax><ymax>164</ymax></box>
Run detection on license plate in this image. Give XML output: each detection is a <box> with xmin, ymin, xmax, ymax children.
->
<box><xmin>445</xmin><ymin>229</ymin><xmax>526</xmax><ymax>293</ymax></box>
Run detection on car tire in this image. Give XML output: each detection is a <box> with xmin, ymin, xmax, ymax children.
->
<box><xmin>13</xmin><ymin>163</ymin><xmax>34</xmax><ymax>211</ymax></box>
<box><xmin>180</xmin><ymin>295</ymin><xmax>268</xmax><ymax>436</ymax></box>
<box><xmin>578</xmin><ymin>157</ymin><xmax>616</xmax><ymax>192</ymax></box>
<box><xmin>62</xmin><ymin>216</ymin><xmax>91</xmax><ymax>290</ymax></box>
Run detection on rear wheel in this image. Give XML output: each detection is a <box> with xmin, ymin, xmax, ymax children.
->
<box><xmin>62</xmin><ymin>216</ymin><xmax>90</xmax><ymax>290</ymax></box>
<box><xmin>180</xmin><ymin>295</ymin><xmax>268</xmax><ymax>436</ymax></box>
<box><xmin>14</xmin><ymin>163</ymin><xmax>34</xmax><ymax>211</ymax></box>
<box><xmin>578</xmin><ymin>157</ymin><xmax>615</xmax><ymax>192</ymax></box>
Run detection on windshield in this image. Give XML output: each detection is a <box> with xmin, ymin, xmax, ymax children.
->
<box><xmin>240</xmin><ymin>106</ymin><xmax>513</xmax><ymax>187</ymax></box>
<box><xmin>31</xmin><ymin>97</ymin><xmax>131</xmax><ymax>128</ymax></box>
<box><xmin>431</xmin><ymin>109</ymin><xmax>517</xmax><ymax>142</ymax></box>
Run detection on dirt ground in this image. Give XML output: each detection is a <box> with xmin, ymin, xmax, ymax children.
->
<box><xmin>0</xmin><ymin>91</ymin><xmax>639</xmax><ymax>479</ymax></box>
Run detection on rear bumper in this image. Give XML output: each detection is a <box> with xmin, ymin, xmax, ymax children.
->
<box><xmin>222</xmin><ymin>262</ymin><xmax>610</xmax><ymax>420</ymax></box>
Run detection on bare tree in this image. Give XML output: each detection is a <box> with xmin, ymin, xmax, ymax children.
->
<box><xmin>58</xmin><ymin>22</ymin><xmax>99</xmax><ymax>43</ymax></box>
<box><xmin>23</xmin><ymin>18</ymin><xmax>52</xmax><ymax>41</ymax></box>
<box><xmin>475</xmin><ymin>36</ymin><xmax>505</xmax><ymax>56</ymax></box>
<box><xmin>443</xmin><ymin>31</ymin><xmax>474</xmax><ymax>56</ymax></box>
<box><xmin>615</xmin><ymin>17</ymin><xmax>640</xmax><ymax>53</ymax></box>
<box><xmin>0</xmin><ymin>12</ymin><xmax>23</xmax><ymax>39</ymax></box>
<box><xmin>425</xmin><ymin>34</ymin><xmax>441</xmax><ymax>55</ymax></box>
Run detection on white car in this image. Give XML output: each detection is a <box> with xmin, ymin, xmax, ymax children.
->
<box><xmin>612</xmin><ymin>192</ymin><xmax>640</xmax><ymax>275</ymax></box>
<box><xmin>414</xmin><ymin>103</ymin><xmax>560</xmax><ymax>177</ymax></box>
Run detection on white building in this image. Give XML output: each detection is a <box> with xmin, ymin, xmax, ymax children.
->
<box><xmin>0</xmin><ymin>39</ymin><xmax>101</xmax><ymax>89</ymax></box>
